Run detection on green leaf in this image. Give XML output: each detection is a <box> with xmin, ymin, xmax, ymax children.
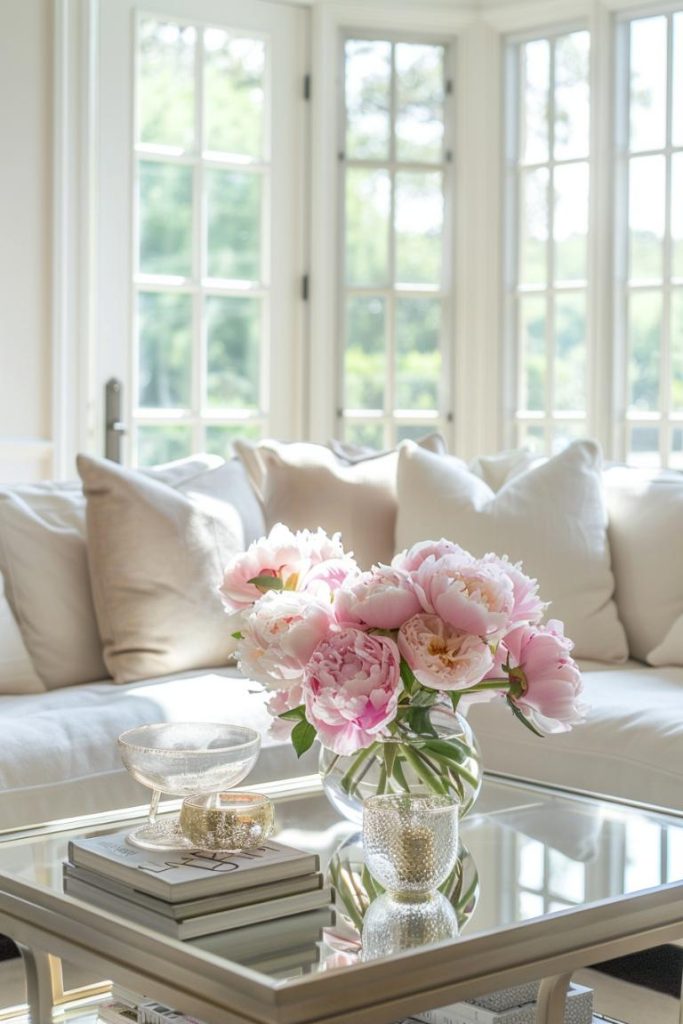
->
<box><xmin>409</xmin><ymin>688</ymin><xmax>438</xmax><ymax>708</ymax></box>
<box><xmin>291</xmin><ymin>719</ymin><xmax>317</xmax><ymax>758</ymax></box>
<box><xmin>230</xmin><ymin>630</ymin><xmax>244</xmax><ymax>640</ymax></box>
<box><xmin>406</xmin><ymin>706</ymin><xmax>438</xmax><ymax>737</ymax></box>
<box><xmin>400</xmin><ymin>658</ymin><xmax>417</xmax><ymax>694</ymax></box>
<box><xmin>247</xmin><ymin>574</ymin><xmax>283</xmax><ymax>593</ymax></box>
<box><xmin>278</xmin><ymin>705</ymin><xmax>306</xmax><ymax>722</ymax></box>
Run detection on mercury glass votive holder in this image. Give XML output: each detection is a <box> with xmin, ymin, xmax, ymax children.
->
<box><xmin>179</xmin><ymin>791</ymin><xmax>275</xmax><ymax>852</ymax></box>
<box><xmin>363</xmin><ymin>793</ymin><xmax>459</xmax><ymax>897</ymax></box>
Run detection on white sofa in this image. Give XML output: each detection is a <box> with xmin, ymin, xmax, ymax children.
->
<box><xmin>0</xmin><ymin>439</ymin><xmax>681</xmax><ymax>830</ymax></box>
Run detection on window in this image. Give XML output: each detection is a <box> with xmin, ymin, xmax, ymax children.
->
<box><xmin>506</xmin><ymin>29</ymin><xmax>590</xmax><ymax>455</ymax></box>
<box><xmin>132</xmin><ymin>16</ymin><xmax>269</xmax><ymax>465</ymax></box>
<box><xmin>616</xmin><ymin>11</ymin><xmax>683</xmax><ymax>468</ymax></box>
<box><xmin>338</xmin><ymin>36</ymin><xmax>453</xmax><ymax>449</ymax></box>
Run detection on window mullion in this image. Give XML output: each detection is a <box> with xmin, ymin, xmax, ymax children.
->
<box><xmin>193</xmin><ymin>26</ymin><xmax>204</xmax><ymax>451</ymax></box>
<box><xmin>387</xmin><ymin>43</ymin><xmax>398</xmax><ymax>447</ymax></box>
<box><xmin>661</xmin><ymin>13</ymin><xmax>675</xmax><ymax>465</ymax></box>
<box><xmin>546</xmin><ymin>40</ymin><xmax>556</xmax><ymax>455</ymax></box>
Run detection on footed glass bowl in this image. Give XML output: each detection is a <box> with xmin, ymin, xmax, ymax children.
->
<box><xmin>118</xmin><ymin>722</ymin><xmax>260</xmax><ymax>851</ymax></box>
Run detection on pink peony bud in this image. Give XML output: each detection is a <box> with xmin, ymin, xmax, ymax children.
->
<box><xmin>414</xmin><ymin>554</ymin><xmax>515</xmax><ymax>640</ymax></box>
<box><xmin>392</xmin><ymin>539</ymin><xmax>473</xmax><ymax>574</ymax></box>
<box><xmin>481</xmin><ymin>553</ymin><xmax>547</xmax><ymax>626</ymax></box>
<box><xmin>334</xmin><ymin>566</ymin><xmax>422</xmax><ymax>630</ymax></box>
<box><xmin>302</xmin><ymin>628</ymin><xmax>402</xmax><ymax>755</ymax></box>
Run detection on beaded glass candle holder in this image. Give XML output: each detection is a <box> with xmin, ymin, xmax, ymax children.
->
<box><xmin>362</xmin><ymin>793</ymin><xmax>459</xmax><ymax>897</ymax></box>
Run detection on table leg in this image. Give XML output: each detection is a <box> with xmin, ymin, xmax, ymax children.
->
<box><xmin>16</xmin><ymin>944</ymin><xmax>57</xmax><ymax>1024</ymax></box>
<box><xmin>535</xmin><ymin>972</ymin><xmax>573</xmax><ymax>1024</ymax></box>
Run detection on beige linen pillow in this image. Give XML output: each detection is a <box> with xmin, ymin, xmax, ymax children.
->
<box><xmin>234</xmin><ymin>435</ymin><xmax>446</xmax><ymax>569</ymax></box>
<box><xmin>603</xmin><ymin>466</ymin><xmax>683</xmax><ymax>664</ymax></box>
<box><xmin>77</xmin><ymin>455</ymin><xmax>248</xmax><ymax>684</ymax></box>
<box><xmin>395</xmin><ymin>439</ymin><xmax>628</xmax><ymax>663</ymax></box>
<box><xmin>0</xmin><ymin>573</ymin><xmax>45</xmax><ymax>694</ymax></box>
<box><xmin>0</xmin><ymin>455</ymin><xmax>224</xmax><ymax>689</ymax></box>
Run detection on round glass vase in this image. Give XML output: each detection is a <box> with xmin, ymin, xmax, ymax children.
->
<box><xmin>319</xmin><ymin>706</ymin><xmax>482</xmax><ymax>826</ymax></box>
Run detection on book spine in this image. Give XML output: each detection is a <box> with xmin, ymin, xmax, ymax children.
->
<box><xmin>138</xmin><ymin>1000</ymin><xmax>205</xmax><ymax>1024</ymax></box>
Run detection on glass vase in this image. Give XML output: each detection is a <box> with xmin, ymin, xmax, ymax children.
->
<box><xmin>319</xmin><ymin>705</ymin><xmax>482</xmax><ymax>825</ymax></box>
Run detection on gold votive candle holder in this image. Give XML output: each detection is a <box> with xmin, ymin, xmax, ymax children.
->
<box><xmin>179</xmin><ymin>791</ymin><xmax>275</xmax><ymax>852</ymax></box>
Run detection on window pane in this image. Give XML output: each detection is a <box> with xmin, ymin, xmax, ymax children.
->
<box><xmin>206</xmin><ymin>169</ymin><xmax>261</xmax><ymax>281</ymax></box>
<box><xmin>555</xmin><ymin>292</ymin><xmax>587</xmax><ymax>412</ymax></box>
<box><xmin>554</xmin><ymin>31</ymin><xmax>589</xmax><ymax>161</ymax></box>
<box><xmin>629</xmin><ymin>17</ymin><xmax>668</xmax><ymax>153</ymax></box>
<box><xmin>554</xmin><ymin>162</ymin><xmax>588</xmax><ymax>282</ymax></box>
<box><xmin>396</xmin><ymin>424</ymin><xmax>438</xmax><ymax>443</ymax></box>
<box><xmin>204</xmin><ymin>32</ymin><xmax>265</xmax><ymax>158</ymax></box>
<box><xmin>396</xmin><ymin>43</ymin><xmax>444</xmax><ymax>163</ymax></box>
<box><xmin>344</xmin><ymin>422</ymin><xmax>385</xmax><ymax>450</ymax></box>
<box><xmin>138</xmin><ymin>292</ymin><xmax>192</xmax><ymax>408</ymax></box>
<box><xmin>628</xmin><ymin>291</ymin><xmax>662</xmax><ymax>412</ymax></box>
<box><xmin>345</xmin><ymin>39</ymin><xmax>391</xmax><ymax>160</ymax></box>
<box><xmin>345</xmin><ymin>169</ymin><xmax>390</xmax><ymax>286</ymax></box>
<box><xmin>548</xmin><ymin>848</ymin><xmax>585</xmax><ymax>902</ymax></box>
<box><xmin>674</xmin><ymin>14</ymin><xmax>683</xmax><ymax>149</ymax></box>
<box><xmin>206</xmin><ymin>296</ymin><xmax>260</xmax><ymax>409</ymax></box>
<box><xmin>518</xmin><ymin>837</ymin><xmax>544</xmax><ymax>888</ymax></box>
<box><xmin>395</xmin><ymin>172</ymin><xmax>443</xmax><ymax>286</ymax></box>
<box><xmin>519</xmin><ymin>891</ymin><xmax>544</xmax><ymax>919</ymax></box>
<box><xmin>629</xmin><ymin>156</ymin><xmax>665</xmax><ymax>282</ymax></box>
<box><xmin>671</xmin><ymin>426</ymin><xmax>683</xmax><ymax>469</ymax></box>
<box><xmin>139</xmin><ymin>161</ymin><xmax>193</xmax><ymax>276</ymax></box>
<box><xmin>205</xmin><ymin>422</ymin><xmax>261</xmax><ymax>457</ymax></box>
<box><xmin>672</xmin><ymin>289</ymin><xmax>683</xmax><ymax>413</ymax></box>
<box><xmin>520</xmin><ymin>167</ymin><xmax>548</xmax><ymax>286</ymax></box>
<box><xmin>138</xmin><ymin>19</ymin><xmax>195</xmax><ymax>149</ymax></box>
<box><xmin>627</xmin><ymin>425</ymin><xmax>660</xmax><ymax>467</ymax></box>
<box><xmin>518</xmin><ymin>422</ymin><xmax>546</xmax><ymax>454</ymax></box>
<box><xmin>520</xmin><ymin>295</ymin><xmax>546</xmax><ymax>412</ymax></box>
<box><xmin>521</xmin><ymin>39</ymin><xmax>549</xmax><ymax>164</ymax></box>
<box><xmin>395</xmin><ymin>298</ymin><xmax>441</xmax><ymax>410</ymax></box>
<box><xmin>344</xmin><ymin>297</ymin><xmax>385</xmax><ymax>411</ymax></box>
<box><xmin>672</xmin><ymin>154</ymin><xmax>683</xmax><ymax>280</ymax></box>
<box><xmin>137</xmin><ymin>424</ymin><xmax>193</xmax><ymax>466</ymax></box>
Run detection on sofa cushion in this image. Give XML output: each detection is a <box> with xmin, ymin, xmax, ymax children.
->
<box><xmin>395</xmin><ymin>439</ymin><xmax>628</xmax><ymax>662</ymax></box>
<box><xmin>0</xmin><ymin>667</ymin><xmax>316</xmax><ymax>830</ymax></box>
<box><xmin>0</xmin><ymin>455</ymin><xmax>228</xmax><ymax>690</ymax></box>
<box><xmin>234</xmin><ymin>435</ymin><xmax>445</xmax><ymax>569</ymax></box>
<box><xmin>603</xmin><ymin>466</ymin><xmax>683</xmax><ymax>665</ymax></box>
<box><xmin>468</xmin><ymin>661</ymin><xmax>683</xmax><ymax>812</ymax></box>
<box><xmin>78</xmin><ymin>455</ymin><xmax>256</xmax><ymax>684</ymax></box>
<box><xmin>0</xmin><ymin>574</ymin><xmax>44</xmax><ymax>694</ymax></box>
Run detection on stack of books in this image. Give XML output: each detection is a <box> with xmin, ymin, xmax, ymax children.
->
<box><xmin>408</xmin><ymin>981</ymin><xmax>594</xmax><ymax>1024</ymax></box>
<box><xmin>63</xmin><ymin>827</ymin><xmax>333</xmax><ymax>941</ymax></box>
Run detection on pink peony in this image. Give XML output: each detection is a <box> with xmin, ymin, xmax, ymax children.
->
<box><xmin>398</xmin><ymin>613</ymin><xmax>493</xmax><ymax>691</ymax></box>
<box><xmin>238</xmin><ymin>590</ymin><xmax>334</xmax><ymax>687</ymax></box>
<box><xmin>414</xmin><ymin>554</ymin><xmax>515</xmax><ymax>639</ymax></box>
<box><xmin>392</xmin><ymin>539</ymin><xmax>473</xmax><ymax>574</ymax></box>
<box><xmin>302</xmin><ymin>557</ymin><xmax>360</xmax><ymax>603</ymax></box>
<box><xmin>220</xmin><ymin>524</ymin><xmax>355</xmax><ymax>611</ymax></box>
<box><xmin>266</xmin><ymin>683</ymin><xmax>304</xmax><ymax>740</ymax></box>
<box><xmin>481</xmin><ymin>553</ymin><xmax>546</xmax><ymax>626</ymax></box>
<box><xmin>302</xmin><ymin>628</ymin><xmax>402</xmax><ymax>755</ymax></box>
<box><xmin>334</xmin><ymin>566</ymin><xmax>422</xmax><ymax>630</ymax></box>
<box><xmin>501</xmin><ymin>619</ymin><xmax>586</xmax><ymax>733</ymax></box>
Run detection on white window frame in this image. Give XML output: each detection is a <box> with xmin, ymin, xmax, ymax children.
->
<box><xmin>336</xmin><ymin>29</ymin><xmax>456</xmax><ymax>450</ymax></box>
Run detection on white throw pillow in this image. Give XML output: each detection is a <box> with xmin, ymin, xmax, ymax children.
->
<box><xmin>0</xmin><ymin>573</ymin><xmax>44</xmax><ymax>694</ymax></box>
<box><xmin>603</xmin><ymin>466</ymin><xmax>683</xmax><ymax>665</ymax></box>
<box><xmin>234</xmin><ymin>435</ymin><xmax>446</xmax><ymax>569</ymax></box>
<box><xmin>78</xmin><ymin>455</ymin><xmax>253</xmax><ymax>684</ymax></box>
<box><xmin>395</xmin><ymin>439</ymin><xmax>628</xmax><ymax>662</ymax></box>
<box><xmin>0</xmin><ymin>455</ymin><xmax>254</xmax><ymax>689</ymax></box>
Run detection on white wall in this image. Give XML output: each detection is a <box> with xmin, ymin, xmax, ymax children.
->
<box><xmin>0</xmin><ymin>0</ymin><xmax>53</xmax><ymax>482</ymax></box>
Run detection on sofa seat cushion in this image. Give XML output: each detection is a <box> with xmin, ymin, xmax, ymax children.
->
<box><xmin>0</xmin><ymin>668</ymin><xmax>316</xmax><ymax>830</ymax></box>
<box><xmin>468</xmin><ymin>661</ymin><xmax>683</xmax><ymax>813</ymax></box>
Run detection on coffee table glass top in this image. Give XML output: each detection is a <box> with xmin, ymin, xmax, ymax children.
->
<box><xmin>0</xmin><ymin>776</ymin><xmax>682</xmax><ymax>983</ymax></box>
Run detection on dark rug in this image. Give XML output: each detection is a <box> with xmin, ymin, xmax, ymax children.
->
<box><xmin>593</xmin><ymin>945</ymin><xmax>682</xmax><ymax>998</ymax></box>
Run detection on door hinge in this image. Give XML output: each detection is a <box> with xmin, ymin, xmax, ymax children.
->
<box><xmin>302</xmin><ymin>274</ymin><xmax>310</xmax><ymax>301</ymax></box>
<box><xmin>303</xmin><ymin>73</ymin><xmax>311</xmax><ymax>100</ymax></box>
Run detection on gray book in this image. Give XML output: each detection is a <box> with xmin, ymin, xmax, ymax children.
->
<box><xmin>63</xmin><ymin>862</ymin><xmax>323</xmax><ymax>920</ymax></box>
<box><xmin>64</xmin><ymin>874</ymin><xmax>334</xmax><ymax>940</ymax></box>
<box><xmin>67</xmin><ymin>829</ymin><xmax>318</xmax><ymax>902</ymax></box>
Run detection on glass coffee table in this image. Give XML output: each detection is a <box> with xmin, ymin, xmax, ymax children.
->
<box><xmin>0</xmin><ymin>773</ymin><xmax>682</xmax><ymax>1024</ymax></box>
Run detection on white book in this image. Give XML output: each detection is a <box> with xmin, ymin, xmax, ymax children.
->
<box><xmin>413</xmin><ymin>983</ymin><xmax>593</xmax><ymax>1024</ymax></box>
<box><xmin>67</xmin><ymin>829</ymin><xmax>318</xmax><ymax>902</ymax></box>
<box><xmin>63</xmin><ymin>862</ymin><xmax>323</xmax><ymax>920</ymax></box>
<box><xmin>190</xmin><ymin>905</ymin><xmax>333</xmax><ymax>962</ymax></box>
<box><xmin>64</xmin><ymin>874</ymin><xmax>334</xmax><ymax>940</ymax></box>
